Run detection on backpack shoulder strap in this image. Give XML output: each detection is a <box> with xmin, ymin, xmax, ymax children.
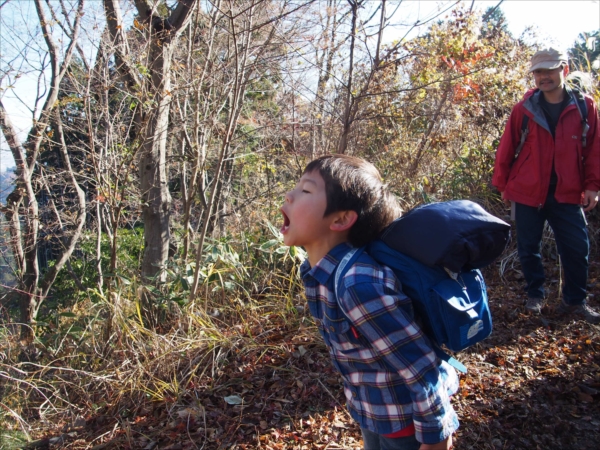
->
<box><xmin>334</xmin><ymin>247</ymin><xmax>364</xmax><ymax>301</ymax></box>
<box><xmin>337</xmin><ymin>243</ymin><xmax>469</xmax><ymax>374</ymax></box>
<box><xmin>513</xmin><ymin>88</ymin><xmax>540</xmax><ymax>162</ymax></box>
<box><xmin>513</xmin><ymin>114</ymin><xmax>530</xmax><ymax>161</ymax></box>
<box><xmin>333</xmin><ymin>246</ymin><xmax>365</xmax><ymax>340</ymax></box>
<box><xmin>570</xmin><ymin>88</ymin><xmax>589</xmax><ymax>147</ymax></box>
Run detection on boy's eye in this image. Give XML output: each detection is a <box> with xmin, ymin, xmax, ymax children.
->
<box><xmin>302</xmin><ymin>189</ymin><xmax>310</xmax><ymax>193</ymax></box>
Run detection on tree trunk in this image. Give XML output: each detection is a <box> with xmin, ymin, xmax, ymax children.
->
<box><xmin>103</xmin><ymin>0</ymin><xmax>197</xmax><ymax>313</ymax></box>
<box><xmin>139</xmin><ymin>43</ymin><xmax>175</xmax><ymax>282</ymax></box>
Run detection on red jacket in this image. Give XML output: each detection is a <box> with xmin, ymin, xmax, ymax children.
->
<box><xmin>492</xmin><ymin>89</ymin><xmax>600</xmax><ymax>207</ymax></box>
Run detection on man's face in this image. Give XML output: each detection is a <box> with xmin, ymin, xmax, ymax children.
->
<box><xmin>280</xmin><ymin>170</ymin><xmax>331</xmax><ymax>251</ymax></box>
<box><xmin>532</xmin><ymin>66</ymin><xmax>567</xmax><ymax>94</ymax></box>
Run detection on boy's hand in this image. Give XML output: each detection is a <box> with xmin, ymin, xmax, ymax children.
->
<box><xmin>419</xmin><ymin>435</ymin><xmax>452</xmax><ymax>450</ymax></box>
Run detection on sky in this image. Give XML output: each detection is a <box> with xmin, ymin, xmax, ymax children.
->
<box><xmin>1</xmin><ymin>0</ymin><xmax>599</xmax><ymax>171</ymax></box>
<box><xmin>497</xmin><ymin>0</ymin><xmax>599</xmax><ymax>48</ymax></box>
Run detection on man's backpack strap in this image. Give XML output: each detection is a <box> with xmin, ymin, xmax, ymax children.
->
<box><xmin>514</xmin><ymin>115</ymin><xmax>530</xmax><ymax>161</ymax></box>
<box><xmin>568</xmin><ymin>87</ymin><xmax>589</xmax><ymax>147</ymax></box>
<box><xmin>333</xmin><ymin>246</ymin><xmax>468</xmax><ymax>374</ymax></box>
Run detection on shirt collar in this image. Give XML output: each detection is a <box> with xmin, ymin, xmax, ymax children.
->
<box><xmin>538</xmin><ymin>86</ymin><xmax>571</xmax><ymax>107</ymax></box>
<box><xmin>531</xmin><ymin>86</ymin><xmax>573</xmax><ymax>107</ymax></box>
<box><xmin>300</xmin><ymin>242</ymin><xmax>354</xmax><ymax>285</ymax></box>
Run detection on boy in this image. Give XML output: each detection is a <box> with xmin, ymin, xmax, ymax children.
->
<box><xmin>280</xmin><ymin>155</ymin><xmax>458</xmax><ymax>450</ymax></box>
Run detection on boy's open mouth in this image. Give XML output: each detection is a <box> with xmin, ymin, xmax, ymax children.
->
<box><xmin>281</xmin><ymin>210</ymin><xmax>290</xmax><ymax>233</ymax></box>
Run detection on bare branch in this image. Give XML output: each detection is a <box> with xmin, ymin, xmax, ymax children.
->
<box><xmin>38</xmin><ymin>109</ymin><xmax>87</xmax><ymax>299</ymax></box>
<box><xmin>103</xmin><ymin>0</ymin><xmax>139</xmax><ymax>89</ymax></box>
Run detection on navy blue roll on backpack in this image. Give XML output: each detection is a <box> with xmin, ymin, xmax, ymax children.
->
<box><xmin>334</xmin><ymin>200</ymin><xmax>510</xmax><ymax>373</ymax></box>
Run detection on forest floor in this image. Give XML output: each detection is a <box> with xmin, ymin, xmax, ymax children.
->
<box><xmin>15</xmin><ymin>258</ymin><xmax>600</xmax><ymax>450</ymax></box>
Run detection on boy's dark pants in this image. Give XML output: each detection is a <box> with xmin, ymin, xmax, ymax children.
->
<box><xmin>361</xmin><ymin>428</ymin><xmax>420</xmax><ymax>450</ymax></box>
<box><xmin>515</xmin><ymin>186</ymin><xmax>589</xmax><ymax>305</ymax></box>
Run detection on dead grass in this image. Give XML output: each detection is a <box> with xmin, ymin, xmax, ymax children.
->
<box><xmin>2</xmin><ymin>222</ymin><xmax>600</xmax><ymax>449</ymax></box>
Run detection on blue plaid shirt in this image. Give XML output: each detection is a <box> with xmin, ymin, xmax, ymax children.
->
<box><xmin>301</xmin><ymin>243</ymin><xmax>459</xmax><ymax>444</ymax></box>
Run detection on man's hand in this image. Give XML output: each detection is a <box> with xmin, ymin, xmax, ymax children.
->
<box><xmin>583</xmin><ymin>190</ymin><xmax>599</xmax><ymax>212</ymax></box>
<box><xmin>420</xmin><ymin>435</ymin><xmax>453</xmax><ymax>450</ymax></box>
<box><xmin>501</xmin><ymin>191</ymin><xmax>511</xmax><ymax>208</ymax></box>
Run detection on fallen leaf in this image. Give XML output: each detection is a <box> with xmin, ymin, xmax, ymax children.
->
<box><xmin>578</xmin><ymin>392</ymin><xmax>594</xmax><ymax>403</ymax></box>
<box><xmin>224</xmin><ymin>395</ymin><xmax>243</xmax><ymax>405</ymax></box>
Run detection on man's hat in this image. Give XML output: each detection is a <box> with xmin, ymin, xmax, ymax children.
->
<box><xmin>529</xmin><ymin>47</ymin><xmax>568</xmax><ymax>72</ymax></box>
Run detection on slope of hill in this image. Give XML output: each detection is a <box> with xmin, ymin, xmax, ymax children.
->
<box><xmin>0</xmin><ymin>167</ymin><xmax>15</xmax><ymax>205</ymax></box>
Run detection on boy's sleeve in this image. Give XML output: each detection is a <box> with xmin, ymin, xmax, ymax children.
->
<box><xmin>339</xmin><ymin>275</ymin><xmax>459</xmax><ymax>444</ymax></box>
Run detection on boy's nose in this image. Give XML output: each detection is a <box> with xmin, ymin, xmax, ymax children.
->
<box><xmin>284</xmin><ymin>191</ymin><xmax>292</xmax><ymax>202</ymax></box>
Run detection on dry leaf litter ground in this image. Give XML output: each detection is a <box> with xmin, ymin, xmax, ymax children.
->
<box><xmin>13</xmin><ymin>255</ymin><xmax>600</xmax><ymax>450</ymax></box>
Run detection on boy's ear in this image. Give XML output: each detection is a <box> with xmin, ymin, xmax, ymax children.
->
<box><xmin>330</xmin><ymin>210</ymin><xmax>358</xmax><ymax>232</ymax></box>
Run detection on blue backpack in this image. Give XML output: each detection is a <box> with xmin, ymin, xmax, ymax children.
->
<box><xmin>334</xmin><ymin>200</ymin><xmax>510</xmax><ymax>373</ymax></box>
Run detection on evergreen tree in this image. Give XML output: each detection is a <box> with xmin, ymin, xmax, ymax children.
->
<box><xmin>568</xmin><ymin>30</ymin><xmax>600</xmax><ymax>73</ymax></box>
<box><xmin>481</xmin><ymin>6</ymin><xmax>511</xmax><ymax>38</ymax></box>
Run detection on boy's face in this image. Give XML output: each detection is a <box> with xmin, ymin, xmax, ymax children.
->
<box><xmin>280</xmin><ymin>170</ymin><xmax>332</xmax><ymax>253</ymax></box>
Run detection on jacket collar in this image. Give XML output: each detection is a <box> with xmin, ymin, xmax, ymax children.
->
<box><xmin>523</xmin><ymin>87</ymin><xmax>576</xmax><ymax>133</ymax></box>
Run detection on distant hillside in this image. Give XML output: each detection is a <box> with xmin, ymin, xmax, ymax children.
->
<box><xmin>0</xmin><ymin>168</ymin><xmax>15</xmax><ymax>205</ymax></box>
<box><xmin>0</xmin><ymin>168</ymin><xmax>16</xmax><ymax>288</ymax></box>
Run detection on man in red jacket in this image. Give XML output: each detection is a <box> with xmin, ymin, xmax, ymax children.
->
<box><xmin>493</xmin><ymin>48</ymin><xmax>600</xmax><ymax>323</ymax></box>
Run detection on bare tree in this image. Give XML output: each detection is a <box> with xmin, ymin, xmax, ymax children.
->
<box><xmin>102</xmin><ymin>0</ymin><xmax>196</xmax><ymax>290</ymax></box>
<box><xmin>0</xmin><ymin>0</ymin><xmax>86</xmax><ymax>340</ymax></box>
<box><xmin>186</xmin><ymin>0</ymin><xmax>316</xmax><ymax>300</ymax></box>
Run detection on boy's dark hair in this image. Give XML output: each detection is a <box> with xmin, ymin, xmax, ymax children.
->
<box><xmin>303</xmin><ymin>155</ymin><xmax>402</xmax><ymax>247</ymax></box>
